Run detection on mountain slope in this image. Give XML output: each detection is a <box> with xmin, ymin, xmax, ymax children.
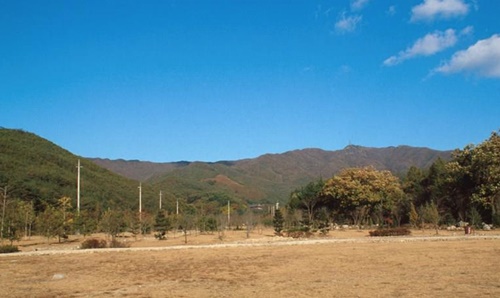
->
<box><xmin>88</xmin><ymin>158</ymin><xmax>190</xmax><ymax>181</ymax></box>
<box><xmin>0</xmin><ymin>129</ymin><xmax>149</xmax><ymax>211</ymax></box>
<box><xmin>92</xmin><ymin>145</ymin><xmax>452</xmax><ymax>204</ymax></box>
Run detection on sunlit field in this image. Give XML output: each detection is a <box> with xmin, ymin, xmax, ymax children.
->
<box><xmin>1</xmin><ymin>229</ymin><xmax>499</xmax><ymax>297</ymax></box>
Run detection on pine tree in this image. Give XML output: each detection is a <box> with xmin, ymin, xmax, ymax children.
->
<box><xmin>273</xmin><ymin>209</ymin><xmax>284</xmax><ymax>236</ymax></box>
<box><xmin>154</xmin><ymin>210</ymin><xmax>170</xmax><ymax>240</ymax></box>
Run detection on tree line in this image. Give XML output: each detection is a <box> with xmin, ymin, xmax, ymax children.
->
<box><xmin>284</xmin><ymin>131</ymin><xmax>500</xmax><ymax>232</ymax></box>
<box><xmin>0</xmin><ymin>188</ymin><xmax>272</xmax><ymax>244</ymax></box>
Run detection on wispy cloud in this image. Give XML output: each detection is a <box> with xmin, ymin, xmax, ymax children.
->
<box><xmin>460</xmin><ymin>25</ymin><xmax>474</xmax><ymax>36</ymax></box>
<box><xmin>314</xmin><ymin>5</ymin><xmax>334</xmax><ymax>19</ymax></box>
<box><xmin>434</xmin><ymin>34</ymin><xmax>500</xmax><ymax>78</ymax></box>
<box><xmin>334</xmin><ymin>12</ymin><xmax>362</xmax><ymax>34</ymax></box>
<box><xmin>384</xmin><ymin>29</ymin><xmax>458</xmax><ymax>66</ymax></box>
<box><xmin>411</xmin><ymin>0</ymin><xmax>470</xmax><ymax>22</ymax></box>
<box><xmin>350</xmin><ymin>0</ymin><xmax>370</xmax><ymax>11</ymax></box>
<box><xmin>386</xmin><ymin>5</ymin><xmax>397</xmax><ymax>16</ymax></box>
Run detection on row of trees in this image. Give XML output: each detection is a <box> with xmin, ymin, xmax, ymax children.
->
<box><xmin>286</xmin><ymin>131</ymin><xmax>500</xmax><ymax>231</ymax></box>
<box><xmin>0</xmin><ymin>189</ymin><xmax>272</xmax><ymax>244</ymax></box>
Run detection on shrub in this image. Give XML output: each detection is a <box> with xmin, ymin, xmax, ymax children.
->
<box><xmin>286</xmin><ymin>227</ymin><xmax>314</xmax><ymax>238</ymax></box>
<box><xmin>467</xmin><ymin>207</ymin><xmax>482</xmax><ymax>229</ymax></box>
<box><xmin>318</xmin><ymin>221</ymin><xmax>330</xmax><ymax>236</ymax></box>
<box><xmin>109</xmin><ymin>239</ymin><xmax>130</xmax><ymax>248</ymax></box>
<box><xmin>369</xmin><ymin>228</ymin><xmax>411</xmax><ymax>237</ymax></box>
<box><xmin>154</xmin><ymin>231</ymin><xmax>166</xmax><ymax>240</ymax></box>
<box><xmin>80</xmin><ymin>238</ymin><xmax>107</xmax><ymax>249</ymax></box>
<box><xmin>492</xmin><ymin>214</ymin><xmax>500</xmax><ymax>227</ymax></box>
<box><xmin>0</xmin><ymin>245</ymin><xmax>20</xmax><ymax>254</ymax></box>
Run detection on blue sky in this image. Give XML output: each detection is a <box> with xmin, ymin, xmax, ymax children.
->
<box><xmin>1</xmin><ymin>0</ymin><xmax>499</xmax><ymax>162</ymax></box>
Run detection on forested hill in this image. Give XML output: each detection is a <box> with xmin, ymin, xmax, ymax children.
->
<box><xmin>91</xmin><ymin>145</ymin><xmax>452</xmax><ymax>204</ymax></box>
<box><xmin>92</xmin><ymin>146</ymin><xmax>451</xmax><ymax>183</ymax></box>
<box><xmin>0</xmin><ymin>128</ymin><xmax>151</xmax><ymax>211</ymax></box>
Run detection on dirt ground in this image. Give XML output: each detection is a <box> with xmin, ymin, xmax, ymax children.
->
<box><xmin>1</xmin><ymin>228</ymin><xmax>500</xmax><ymax>297</ymax></box>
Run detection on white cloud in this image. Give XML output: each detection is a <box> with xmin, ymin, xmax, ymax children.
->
<box><xmin>435</xmin><ymin>34</ymin><xmax>500</xmax><ymax>78</ymax></box>
<box><xmin>411</xmin><ymin>0</ymin><xmax>469</xmax><ymax>22</ymax></box>
<box><xmin>335</xmin><ymin>12</ymin><xmax>362</xmax><ymax>34</ymax></box>
<box><xmin>460</xmin><ymin>25</ymin><xmax>474</xmax><ymax>36</ymax></box>
<box><xmin>351</xmin><ymin>0</ymin><xmax>369</xmax><ymax>11</ymax></box>
<box><xmin>386</xmin><ymin>5</ymin><xmax>397</xmax><ymax>16</ymax></box>
<box><xmin>384</xmin><ymin>29</ymin><xmax>458</xmax><ymax>66</ymax></box>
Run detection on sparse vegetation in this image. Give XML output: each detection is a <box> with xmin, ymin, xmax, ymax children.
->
<box><xmin>369</xmin><ymin>228</ymin><xmax>411</xmax><ymax>237</ymax></box>
<box><xmin>109</xmin><ymin>239</ymin><xmax>130</xmax><ymax>248</ymax></box>
<box><xmin>80</xmin><ymin>238</ymin><xmax>107</xmax><ymax>249</ymax></box>
<box><xmin>80</xmin><ymin>237</ymin><xmax>129</xmax><ymax>249</ymax></box>
<box><xmin>0</xmin><ymin>244</ymin><xmax>19</xmax><ymax>254</ymax></box>
<box><xmin>286</xmin><ymin>227</ymin><xmax>314</xmax><ymax>238</ymax></box>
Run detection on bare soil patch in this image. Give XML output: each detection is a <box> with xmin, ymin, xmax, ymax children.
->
<box><xmin>1</xmin><ymin>229</ymin><xmax>499</xmax><ymax>297</ymax></box>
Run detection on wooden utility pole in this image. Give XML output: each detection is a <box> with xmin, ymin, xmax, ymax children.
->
<box><xmin>227</xmin><ymin>200</ymin><xmax>230</xmax><ymax>228</ymax></box>
<box><xmin>138</xmin><ymin>183</ymin><xmax>142</xmax><ymax>222</ymax></box>
<box><xmin>0</xmin><ymin>187</ymin><xmax>7</xmax><ymax>242</ymax></box>
<box><xmin>76</xmin><ymin>159</ymin><xmax>82</xmax><ymax>214</ymax></box>
<box><xmin>159</xmin><ymin>190</ymin><xmax>162</xmax><ymax>210</ymax></box>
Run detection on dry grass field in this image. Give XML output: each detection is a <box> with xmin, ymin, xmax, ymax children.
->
<box><xmin>1</xmin><ymin>228</ymin><xmax>500</xmax><ymax>297</ymax></box>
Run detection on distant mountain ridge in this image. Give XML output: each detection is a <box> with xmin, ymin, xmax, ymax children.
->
<box><xmin>91</xmin><ymin>145</ymin><xmax>451</xmax><ymax>182</ymax></box>
<box><xmin>90</xmin><ymin>145</ymin><xmax>452</xmax><ymax>203</ymax></box>
<box><xmin>88</xmin><ymin>159</ymin><xmax>191</xmax><ymax>181</ymax></box>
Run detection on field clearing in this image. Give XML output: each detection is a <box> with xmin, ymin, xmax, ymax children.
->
<box><xmin>1</xmin><ymin>229</ymin><xmax>500</xmax><ymax>297</ymax></box>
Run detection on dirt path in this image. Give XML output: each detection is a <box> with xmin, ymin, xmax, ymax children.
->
<box><xmin>3</xmin><ymin>234</ymin><xmax>500</xmax><ymax>257</ymax></box>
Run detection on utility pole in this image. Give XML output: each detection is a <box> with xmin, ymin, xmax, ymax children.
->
<box><xmin>176</xmin><ymin>198</ymin><xmax>179</xmax><ymax>215</ymax></box>
<box><xmin>76</xmin><ymin>159</ymin><xmax>82</xmax><ymax>214</ymax></box>
<box><xmin>0</xmin><ymin>186</ymin><xmax>7</xmax><ymax>242</ymax></box>
<box><xmin>138</xmin><ymin>183</ymin><xmax>142</xmax><ymax>222</ymax></box>
<box><xmin>159</xmin><ymin>190</ymin><xmax>162</xmax><ymax>210</ymax></box>
<box><xmin>227</xmin><ymin>200</ymin><xmax>230</xmax><ymax>228</ymax></box>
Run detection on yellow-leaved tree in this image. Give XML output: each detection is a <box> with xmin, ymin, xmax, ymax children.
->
<box><xmin>323</xmin><ymin>166</ymin><xmax>404</xmax><ymax>226</ymax></box>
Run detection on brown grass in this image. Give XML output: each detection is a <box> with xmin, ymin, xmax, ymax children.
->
<box><xmin>1</xmin><ymin>229</ymin><xmax>499</xmax><ymax>297</ymax></box>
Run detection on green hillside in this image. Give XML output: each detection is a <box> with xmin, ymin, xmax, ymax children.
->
<box><xmin>0</xmin><ymin>128</ymin><xmax>150</xmax><ymax>212</ymax></box>
<box><xmin>94</xmin><ymin>146</ymin><xmax>451</xmax><ymax>206</ymax></box>
<box><xmin>148</xmin><ymin>162</ymin><xmax>266</xmax><ymax>212</ymax></box>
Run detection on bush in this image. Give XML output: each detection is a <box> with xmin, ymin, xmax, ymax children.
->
<box><xmin>80</xmin><ymin>238</ymin><xmax>107</xmax><ymax>249</ymax></box>
<box><xmin>369</xmin><ymin>228</ymin><xmax>411</xmax><ymax>237</ymax></box>
<box><xmin>467</xmin><ymin>207</ymin><xmax>482</xmax><ymax>229</ymax></box>
<box><xmin>286</xmin><ymin>227</ymin><xmax>314</xmax><ymax>238</ymax></box>
<box><xmin>109</xmin><ymin>239</ymin><xmax>129</xmax><ymax>248</ymax></box>
<box><xmin>154</xmin><ymin>231</ymin><xmax>166</xmax><ymax>240</ymax></box>
<box><xmin>0</xmin><ymin>245</ymin><xmax>20</xmax><ymax>254</ymax></box>
<box><xmin>492</xmin><ymin>214</ymin><xmax>500</xmax><ymax>227</ymax></box>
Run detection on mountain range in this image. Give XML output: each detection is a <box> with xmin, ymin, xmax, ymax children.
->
<box><xmin>90</xmin><ymin>144</ymin><xmax>452</xmax><ymax>205</ymax></box>
<box><xmin>1</xmin><ymin>128</ymin><xmax>452</xmax><ymax>210</ymax></box>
